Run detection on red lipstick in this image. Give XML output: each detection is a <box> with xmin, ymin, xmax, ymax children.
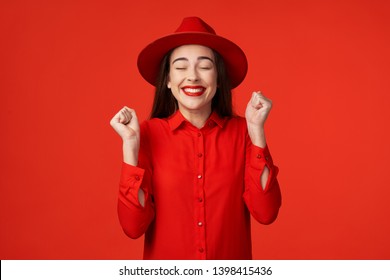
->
<box><xmin>181</xmin><ymin>86</ymin><xmax>205</xmax><ymax>97</ymax></box>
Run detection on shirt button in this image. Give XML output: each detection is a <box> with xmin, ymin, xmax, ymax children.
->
<box><xmin>256</xmin><ymin>154</ymin><xmax>262</xmax><ymax>159</ymax></box>
<box><xmin>197</xmin><ymin>153</ymin><xmax>203</xmax><ymax>157</ymax></box>
<box><xmin>135</xmin><ymin>175</ymin><xmax>140</xmax><ymax>181</ymax></box>
<box><xmin>199</xmin><ymin>248</ymin><xmax>204</xmax><ymax>253</ymax></box>
<box><xmin>197</xmin><ymin>132</ymin><xmax>202</xmax><ymax>137</ymax></box>
<box><xmin>197</xmin><ymin>174</ymin><xmax>202</xmax><ymax>179</ymax></box>
<box><xmin>198</xmin><ymin>198</ymin><xmax>203</xmax><ymax>202</ymax></box>
<box><xmin>198</xmin><ymin>222</ymin><xmax>203</xmax><ymax>227</ymax></box>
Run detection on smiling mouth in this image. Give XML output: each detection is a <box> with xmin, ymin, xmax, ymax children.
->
<box><xmin>182</xmin><ymin>86</ymin><xmax>206</xmax><ymax>96</ymax></box>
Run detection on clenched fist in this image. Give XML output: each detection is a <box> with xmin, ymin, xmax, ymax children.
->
<box><xmin>110</xmin><ymin>106</ymin><xmax>140</xmax><ymax>165</ymax></box>
<box><xmin>110</xmin><ymin>107</ymin><xmax>140</xmax><ymax>141</ymax></box>
<box><xmin>245</xmin><ymin>91</ymin><xmax>273</xmax><ymax>148</ymax></box>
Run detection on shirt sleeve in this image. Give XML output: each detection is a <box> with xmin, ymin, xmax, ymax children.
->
<box><xmin>117</xmin><ymin>123</ymin><xmax>155</xmax><ymax>239</ymax></box>
<box><xmin>243</xmin><ymin>133</ymin><xmax>282</xmax><ymax>225</ymax></box>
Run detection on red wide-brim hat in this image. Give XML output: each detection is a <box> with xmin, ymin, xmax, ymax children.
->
<box><xmin>137</xmin><ymin>17</ymin><xmax>248</xmax><ymax>89</ymax></box>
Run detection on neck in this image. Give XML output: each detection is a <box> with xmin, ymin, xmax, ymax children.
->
<box><xmin>179</xmin><ymin>107</ymin><xmax>212</xmax><ymax>129</ymax></box>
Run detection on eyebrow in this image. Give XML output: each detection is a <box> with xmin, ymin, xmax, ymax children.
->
<box><xmin>172</xmin><ymin>56</ymin><xmax>214</xmax><ymax>64</ymax></box>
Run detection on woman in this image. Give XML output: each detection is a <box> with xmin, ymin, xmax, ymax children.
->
<box><xmin>110</xmin><ymin>17</ymin><xmax>282</xmax><ymax>260</ymax></box>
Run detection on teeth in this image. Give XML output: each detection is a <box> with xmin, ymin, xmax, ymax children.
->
<box><xmin>183</xmin><ymin>88</ymin><xmax>203</xmax><ymax>93</ymax></box>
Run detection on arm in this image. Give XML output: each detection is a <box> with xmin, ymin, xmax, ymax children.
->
<box><xmin>117</xmin><ymin>162</ymin><xmax>155</xmax><ymax>239</ymax></box>
<box><xmin>243</xmin><ymin>92</ymin><xmax>282</xmax><ymax>224</ymax></box>
<box><xmin>110</xmin><ymin>107</ymin><xmax>155</xmax><ymax>239</ymax></box>
<box><xmin>243</xmin><ymin>139</ymin><xmax>281</xmax><ymax>224</ymax></box>
<box><xmin>245</xmin><ymin>91</ymin><xmax>271</xmax><ymax>190</ymax></box>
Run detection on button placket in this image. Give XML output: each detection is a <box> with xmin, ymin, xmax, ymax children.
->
<box><xmin>195</xmin><ymin>130</ymin><xmax>206</xmax><ymax>259</ymax></box>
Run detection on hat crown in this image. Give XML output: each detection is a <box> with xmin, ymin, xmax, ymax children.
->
<box><xmin>138</xmin><ymin>17</ymin><xmax>247</xmax><ymax>89</ymax></box>
<box><xmin>175</xmin><ymin>17</ymin><xmax>216</xmax><ymax>35</ymax></box>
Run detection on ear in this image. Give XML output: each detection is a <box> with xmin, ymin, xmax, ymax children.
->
<box><xmin>167</xmin><ymin>79</ymin><xmax>171</xmax><ymax>89</ymax></box>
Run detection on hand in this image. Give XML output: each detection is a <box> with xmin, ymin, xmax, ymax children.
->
<box><xmin>245</xmin><ymin>91</ymin><xmax>273</xmax><ymax>147</ymax></box>
<box><xmin>245</xmin><ymin>91</ymin><xmax>273</xmax><ymax>128</ymax></box>
<box><xmin>110</xmin><ymin>106</ymin><xmax>140</xmax><ymax>141</ymax></box>
<box><xmin>110</xmin><ymin>107</ymin><xmax>140</xmax><ymax>165</ymax></box>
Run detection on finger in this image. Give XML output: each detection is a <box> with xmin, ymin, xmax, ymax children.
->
<box><xmin>121</xmin><ymin>107</ymin><xmax>140</xmax><ymax>131</ymax></box>
<box><xmin>118</xmin><ymin>111</ymin><xmax>126</xmax><ymax>124</ymax></box>
<box><xmin>123</xmin><ymin>111</ymin><xmax>133</xmax><ymax>124</ymax></box>
<box><xmin>129</xmin><ymin>110</ymin><xmax>140</xmax><ymax>133</ymax></box>
<box><xmin>112</xmin><ymin>108</ymin><xmax>127</xmax><ymax>123</ymax></box>
<box><xmin>123</xmin><ymin>106</ymin><xmax>135</xmax><ymax>119</ymax></box>
<box><xmin>254</xmin><ymin>91</ymin><xmax>268</xmax><ymax>102</ymax></box>
<box><xmin>122</xmin><ymin>106</ymin><xmax>136</xmax><ymax>120</ymax></box>
<box><xmin>254</xmin><ymin>91</ymin><xmax>273</xmax><ymax>108</ymax></box>
<box><xmin>110</xmin><ymin>112</ymin><xmax>121</xmax><ymax>127</ymax></box>
<box><xmin>110</xmin><ymin>107</ymin><xmax>135</xmax><ymax>126</ymax></box>
<box><xmin>250</xmin><ymin>91</ymin><xmax>263</xmax><ymax>109</ymax></box>
<box><xmin>129</xmin><ymin>109</ymin><xmax>139</xmax><ymax>123</ymax></box>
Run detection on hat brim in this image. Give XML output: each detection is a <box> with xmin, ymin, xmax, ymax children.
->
<box><xmin>137</xmin><ymin>32</ymin><xmax>248</xmax><ymax>89</ymax></box>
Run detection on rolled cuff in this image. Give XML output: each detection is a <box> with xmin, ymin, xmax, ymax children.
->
<box><xmin>119</xmin><ymin>162</ymin><xmax>147</xmax><ymax>208</ymax></box>
<box><xmin>249</xmin><ymin>144</ymin><xmax>274</xmax><ymax>170</ymax></box>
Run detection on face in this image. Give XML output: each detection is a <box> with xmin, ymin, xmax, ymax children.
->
<box><xmin>167</xmin><ymin>44</ymin><xmax>218</xmax><ymax>116</ymax></box>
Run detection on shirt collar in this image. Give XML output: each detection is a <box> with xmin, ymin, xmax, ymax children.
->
<box><xmin>208</xmin><ymin>111</ymin><xmax>226</xmax><ymax>128</ymax></box>
<box><xmin>167</xmin><ymin>110</ymin><xmax>226</xmax><ymax>131</ymax></box>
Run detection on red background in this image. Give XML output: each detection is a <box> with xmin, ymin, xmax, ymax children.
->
<box><xmin>1</xmin><ymin>0</ymin><xmax>390</xmax><ymax>259</ymax></box>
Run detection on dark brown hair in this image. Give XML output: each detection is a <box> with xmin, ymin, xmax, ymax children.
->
<box><xmin>150</xmin><ymin>49</ymin><xmax>233</xmax><ymax>119</ymax></box>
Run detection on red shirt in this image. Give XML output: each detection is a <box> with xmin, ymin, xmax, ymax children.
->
<box><xmin>117</xmin><ymin>111</ymin><xmax>282</xmax><ymax>259</ymax></box>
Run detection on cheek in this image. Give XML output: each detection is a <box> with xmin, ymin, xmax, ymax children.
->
<box><xmin>206</xmin><ymin>71</ymin><xmax>218</xmax><ymax>87</ymax></box>
<box><xmin>169</xmin><ymin>86</ymin><xmax>180</xmax><ymax>100</ymax></box>
<box><xmin>167</xmin><ymin>73</ymin><xmax>183</xmax><ymax>88</ymax></box>
<box><xmin>209</xmin><ymin>89</ymin><xmax>217</xmax><ymax>100</ymax></box>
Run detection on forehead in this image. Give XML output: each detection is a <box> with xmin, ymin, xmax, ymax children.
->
<box><xmin>170</xmin><ymin>44</ymin><xmax>214</xmax><ymax>60</ymax></box>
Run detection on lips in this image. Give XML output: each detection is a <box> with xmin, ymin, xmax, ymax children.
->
<box><xmin>181</xmin><ymin>86</ymin><xmax>206</xmax><ymax>97</ymax></box>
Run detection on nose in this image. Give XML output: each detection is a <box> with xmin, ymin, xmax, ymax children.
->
<box><xmin>186</xmin><ymin>67</ymin><xmax>199</xmax><ymax>82</ymax></box>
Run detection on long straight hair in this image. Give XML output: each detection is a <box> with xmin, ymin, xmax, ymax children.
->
<box><xmin>149</xmin><ymin>49</ymin><xmax>233</xmax><ymax>119</ymax></box>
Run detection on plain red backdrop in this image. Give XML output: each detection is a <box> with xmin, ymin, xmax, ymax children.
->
<box><xmin>1</xmin><ymin>0</ymin><xmax>390</xmax><ymax>259</ymax></box>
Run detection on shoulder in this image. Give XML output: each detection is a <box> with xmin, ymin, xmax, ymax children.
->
<box><xmin>140</xmin><ymin>117</ymin><xmax>166</xmax><ymax>127</ymax></box>
<box><xmin>223</xmin><ymin>114</ymin><xmax>247</xmax><ymax>129</ymax></box>
<box><xmin>140</xmin><ymin>117</ymin><xmax>169</xmax><ymax>134</ymax></box>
